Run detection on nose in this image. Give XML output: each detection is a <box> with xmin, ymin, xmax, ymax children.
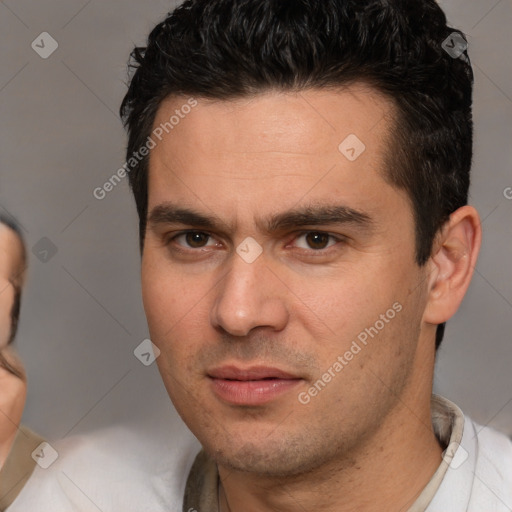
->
<box><xmin>210</xmin><ymin>252</ymin><xmax>289</xmax><ymax>337</ymax></box>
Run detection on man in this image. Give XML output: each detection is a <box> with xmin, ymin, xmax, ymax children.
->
<box><xmin>0</xmin><ymin>215</ymin><xmax>44</xmax><ymax>510</ymax></box>
<box><xmin>9</xmin><ymin>0</ymin><xmax>512</xmax><ymax>511</ymax></box>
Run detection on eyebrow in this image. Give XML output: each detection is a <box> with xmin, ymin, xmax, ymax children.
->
<box><xmin>265</xmin><ymin>204</ymin><xmax>373</xmax><ymax>232</ymax></box>
<box><xmin>148</xmin><ymin>202</ymin><xmax>374</xmax><ymax>235</ymax></box>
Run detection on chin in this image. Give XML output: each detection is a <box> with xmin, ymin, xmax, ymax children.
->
<box><xmin>204</xmin><ymin>433</ymin><xmax>328</xmax><ymax>478</ymax></box>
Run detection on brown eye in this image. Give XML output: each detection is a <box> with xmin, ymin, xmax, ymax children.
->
<box><xmin>295</xmin><ymin>232</ymin><xmax>336</xmax><ymax>250</ymax></box>
<box><xmin>184</xmin><ymin>232</ymin><xmax>211</xmax><ymax>248</ymax></box>
<box><xmin>168</xmin><ymin>231</ymin><xmax>216</xmax><ymax>250</ymax></box>
<box><xmin>305</xmin><ymin>232</ymin><xmax>330</xmax><ymax>249</ymax></box>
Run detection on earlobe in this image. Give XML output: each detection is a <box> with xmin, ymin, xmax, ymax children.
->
<box><xmin>423</xmin><ymin>205</ymin><xmax>482</xmax><ymax>325</ymax></box>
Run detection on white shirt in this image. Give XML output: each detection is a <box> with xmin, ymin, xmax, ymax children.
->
<box><xmin>7</xmin><ymin>395</ymin><xmax>512</xmax><ymax>512</ymax></box>
<box><xmin>425</xmin><ymin>398</ymin><xmax>512</xmax><ymax>511</ymax></box>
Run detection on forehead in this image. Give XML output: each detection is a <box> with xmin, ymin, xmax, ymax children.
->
<box><xmin>147</xmin><ymin>85</ymin><xmax>404</xmax><ymax>221</ymax></box>
<box><xmin>153</xmin><ymin>84</ymin><xmax>393</xmax><ymax>154</ymax></box>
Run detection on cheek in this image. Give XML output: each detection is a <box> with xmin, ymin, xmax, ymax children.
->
<box><xmin>142</xmin><ymin>252</ymin><xmax>181</xmax><ymax>327</ymax></box>
<box><xmin>141</xmin><ymin>256</ymin><xmax>209</xmax><ymax>354</ymax></box>
<box><xmin>292</xmin><ymin>267</ymin><xmax>394</xmax><ymax>333</ymax></box>
<box><xmin>292</xmin><ymin>259</ymin><xmax>420</xmax><ymax>364</ymax></box>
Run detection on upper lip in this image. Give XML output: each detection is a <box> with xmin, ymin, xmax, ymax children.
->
<box><xmin>208</xmin><ymin>365</ymin><xmax>300</xmax><ymax>381</ymax></box>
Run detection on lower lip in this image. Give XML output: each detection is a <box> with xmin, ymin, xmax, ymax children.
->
<box><xmin>209</xmin><ymin>377</ymin><xmax>302</xmax><ymax>405</ymax></box>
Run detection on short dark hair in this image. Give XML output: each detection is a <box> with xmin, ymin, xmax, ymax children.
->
<box><xmin>120</xmin><ymin>0</ymin><xmax>474</xmax><ymax>350</ymax></box>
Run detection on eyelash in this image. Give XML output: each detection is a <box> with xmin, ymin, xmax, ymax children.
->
<box><xmin>165</xmin><ymin>230</ymin><xmax>345</xmax><ymax>254</ymax></box>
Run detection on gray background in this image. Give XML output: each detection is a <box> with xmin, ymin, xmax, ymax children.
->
<box><xmin>0</xmin><ymin>0</ymin><xmax>511</xmax><ymax>442</ymax></box>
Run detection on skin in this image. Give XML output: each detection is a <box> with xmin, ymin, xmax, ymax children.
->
<box><xmin>0</xmin><ymin>348</ymin><xmax>26</xmax><ymax>468</ymax></box>
<box><xmin>0</xmin><ymin>225</ymin><xmax>25</xmax><ymax>350</ymax></box>
<box><xmin>141</xmin><ymin>85</ymin><xmax>481</xmax><ymax>512</ymax></box>
<box><xmin>0</xmin><ymin>224</ymin><xmax>27</xmax><ymax>468</ymax></box>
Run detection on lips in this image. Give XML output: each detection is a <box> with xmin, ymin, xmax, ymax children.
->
<box><xmin>208</xmin><ymin>366</ymin><xmax>298</xmax><ymax>381</ymax></box>
<box><xmin>208</xmin><ymin>365</ymin><xmax>302</xmax><ymax>405</ymax></box>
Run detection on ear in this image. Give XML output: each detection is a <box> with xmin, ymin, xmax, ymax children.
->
<box><xmin>423</xmin><ymin>205</ymin><xmax>482</xmax><ymax>326</ymax></box>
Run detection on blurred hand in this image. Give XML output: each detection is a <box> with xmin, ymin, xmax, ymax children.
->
<box><xmin>0</xmin><ymin>347</ymin><xmax>26</xmax><ymax>468</ymax></box>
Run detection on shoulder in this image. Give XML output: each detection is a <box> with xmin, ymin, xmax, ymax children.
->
<box><xmin>426</xmin><ymin>397</ymin><xmax>512</xmax><ymax>512</ymax></box>
<box><xmin>467</xmin><ymin>416</ymin><xmax>512</xmax><ymax>510</ymax></box>
<box><xmin>428</xmin><ymin>413</ymin><xmax>512</xmax><ymax>512</ymax></box>
<box><xmin>7</xmin><ymin>424</ymin><xmax>200</xmax><ymax>512</ymax></box>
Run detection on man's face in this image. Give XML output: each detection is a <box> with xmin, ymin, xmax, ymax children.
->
<box><xmin>142</xmin><ymin>86</ymin><xmax>433</xmax><ymax>476</ymax></box>
<box><xmin>0</xmin><ymin>225</ymin><xmax>24</xmax><ymax>350</ymax></box>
